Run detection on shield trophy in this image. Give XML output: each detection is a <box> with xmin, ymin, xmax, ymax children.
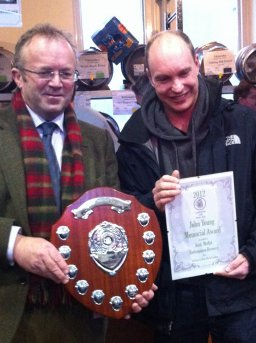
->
<box><xmin>50</xmin><ymin>187</ymin><xmax>162</xmax><ymax>319</ymax></box>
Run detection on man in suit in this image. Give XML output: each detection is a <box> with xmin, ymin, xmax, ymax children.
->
<box><xmin>0</xmin><ymin>23</ymin><xmax>154</xmax><ymax>343</ymax></box>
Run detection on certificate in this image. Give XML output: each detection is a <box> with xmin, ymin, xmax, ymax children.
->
<box><xmin>165</xmin><ymin>171</ymin><xmax>238</xmax><ymax>280</ymax></box>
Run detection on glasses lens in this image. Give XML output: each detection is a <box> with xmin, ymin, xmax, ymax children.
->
<box><xmin>59</xmin><ymin>71</ymin><xmax>79</xmax><ymax>82</ymax></box>
<box><xmin>21</xmin><ymin>68</ymin><xmax>79</xmax><ymax>82</ymax></box>
<box><xmin>74</xmin><ymin>70</ymin><xmax>79</xmax><ymax>82</ymax></box>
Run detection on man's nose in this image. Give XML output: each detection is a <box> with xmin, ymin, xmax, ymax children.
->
<box><xmin>49</xmin><ymin>72</ymin><xmax>63</xmax><ymax>85</ymax></box>
<box><xmin>171</xmin><ymin>78</ymin><xmax>183</xmax><ymax>92</ymax></box>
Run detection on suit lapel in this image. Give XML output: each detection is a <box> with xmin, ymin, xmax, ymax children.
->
<box><xmin>0</xmin><ymin>108</ymin><xmax>30</xmax><ymax>233</ymax></box>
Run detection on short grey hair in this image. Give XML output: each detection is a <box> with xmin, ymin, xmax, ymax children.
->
<box><xmin>13</xmin><ymin>23</ymin><xmax>77</xmax><ymax>69</ymax></box>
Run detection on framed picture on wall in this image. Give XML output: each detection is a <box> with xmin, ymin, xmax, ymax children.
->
<box><xmin>0</xmin><ymin>0</ymin><xmax>21</xmax><ymax>27</ymax></box>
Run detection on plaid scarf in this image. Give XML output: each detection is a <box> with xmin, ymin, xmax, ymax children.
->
<box><xmin>12</xmin><ymin>90</ymin><xmax>85</xmax><ymax>307</ymax></box>
<box><xmin>13</xmin><ymin>90</ymin><xmax>85</xmax><ymax>239</ymax></box>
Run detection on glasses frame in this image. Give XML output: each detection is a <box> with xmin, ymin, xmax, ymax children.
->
<box><xmin>19</xmin><ymin>67</ymin><xmax>79</xmax><ymax>82</ymax></box>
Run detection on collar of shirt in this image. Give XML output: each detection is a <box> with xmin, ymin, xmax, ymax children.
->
<box><xmin>25</xmin><ymin>105</ymin><xmax>65</xmax><ymax>168</ymax></box>
<box><xmin>26</xmin><ymin>105</ymin><xmax>65</xmax><ymax>133</ymax></box>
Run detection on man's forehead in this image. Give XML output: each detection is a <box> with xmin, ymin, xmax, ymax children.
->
<box><xmin>152</xmin><ymin>33</ymin><xmax>182</xmax><ymax>47</ymax></box>
<box><xmin>149</xmin><ymin>37</ymin><xmax>189</xmax><ymax>64</ymax></box>
<box><xmin>149</xmin><ymin>35</ymin><xmax>186</xmax><ymax>58</ymax></box>
<box><xmin>22</xmin><ymin>36</ymin><xmax>75</xmax><ymax>59</ymax></box>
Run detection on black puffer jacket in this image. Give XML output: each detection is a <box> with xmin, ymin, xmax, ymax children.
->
<box><xmin>117</xmin><ymin>78</ymin><xmax>256</xmax><ymax>326</ymax></box>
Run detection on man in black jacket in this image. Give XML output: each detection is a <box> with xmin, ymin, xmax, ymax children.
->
<box><xmin>117</xmin><ymin>30</ymin><xmax>256</xmax><ymax>343</ymax></box>
<box><xmin>233</xmin><ymin>79</ymin><xmax>256</xmax><ymax>111</ymax></box>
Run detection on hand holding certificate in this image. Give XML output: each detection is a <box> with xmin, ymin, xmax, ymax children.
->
<box><xmin>165</xmin><ymin>171</ymin><xmax>239</xmax><ymax>280</ymax></box>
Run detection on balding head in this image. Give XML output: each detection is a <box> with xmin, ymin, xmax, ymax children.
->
<box><xmin>144</xmin><ymin>30</ymin><xmax>199</xmax><ymax>120</ymax></box>
<box><xmin>145</xmin><ymin>30</ymin><xmax>196</xmax><ymax>72</ymax></box>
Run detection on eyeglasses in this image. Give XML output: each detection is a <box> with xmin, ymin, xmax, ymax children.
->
<box><xmin>20</xmin><ymin>67</ymin><xmax>79</xmax><ymax>82</ymax></box>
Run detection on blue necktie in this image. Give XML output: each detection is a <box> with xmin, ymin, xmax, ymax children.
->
<box><xmin>40</xmin><ymin>122</ymin><xmax>61</xmax><ymax>213</ymax></box>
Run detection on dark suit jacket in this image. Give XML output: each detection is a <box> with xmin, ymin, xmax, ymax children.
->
<box><xmin>0</xmin><ymin>105</ymin><xmax>119</xmax><ymax>343</ymax></box>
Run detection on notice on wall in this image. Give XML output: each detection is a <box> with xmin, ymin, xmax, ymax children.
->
<box><xmin>0</xmin><ymin>0</ymin><xmax>22</xmax><ymax>27</ymax></box>
<box><xmin>203</xmin><ymin>49</ymin><xmax>236</xmax><ymax>77</ymax></box>
<box><xmin>112</xmin><ymin>90</ymin><xmax>139</xmax><ymax>115</ymax></box>
<box><xmin>77</xmin><ymin>52</ymin><xmax>109</xmax><ymax>80</ymax></box>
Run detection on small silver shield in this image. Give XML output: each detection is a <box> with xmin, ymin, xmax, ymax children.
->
<box><xmin>88</xmin><ymin>221</ymin><xmax>128</xmax><ymax>276</ymax></box>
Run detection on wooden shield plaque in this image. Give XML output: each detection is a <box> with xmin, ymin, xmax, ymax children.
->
<box><xmin>50</xmin><ymin>187</ymin><xmax>162</xmax><ymax>319</ymax></box>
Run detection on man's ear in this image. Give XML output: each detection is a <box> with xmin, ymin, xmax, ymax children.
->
<box><xmin>12</xmin><ymin>68</ymin><xmax>23</xmax><ymax>89</ymax></box>
<box><xmin>146</xmin><ymin>67</ymin><xmax>154</xmax><ymax>87</ymax></box>
<box><xmin>194</xmin><ymin>54</ymin><xmax>200</xmax><ymax>72</ymax></box>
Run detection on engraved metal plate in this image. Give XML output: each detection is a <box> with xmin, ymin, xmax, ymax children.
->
<box><xmin>137</xmin><ymin>212</ymin><xmax>150</xmax><ymax>227</ymax></box>
<box><xmin>56</xmin><ymin>225</ymin><xmax>70</xmax><ymax>240</ymax></box>
<box><xmin>68</xmin><ymin>264</ymin><xmax>78</xmax><ymax>279</ymax></box>
<box><xmin>142</xmin><ymin>250</ymin><xmax>155</xmax><ymax>264</ymax></box>
<box><xmin>50</xmin><ymin>187</ymin><xmax>162</xmax><ymax>319</ymax></box>
<box><xmin>88</xmin><ymin>221</ymin><xmax>128</xmax><ymax>276</ymax></box>
<box><xmin>125</xmin><ymin>284</ymin><xmax>138</xmax><ymax>299</ymax></box>
<box><xmin>72</xmin><ymin>197</ymin><xmax>131</xmax><ymax>219</ymax></box>
<box><xmin>92</xmin><ymin>290</ymin><xmax>105</xmax><ymax>305</ymax></box>
<box><xmin>58</xmin><ymin>245</ymin><xmax>71</xmax><ymax>260</ymax></box>
<box><xmin>143</xmin><ymin>231</ymin><xmax>156</xmax><ymax>245</ymax></box>
<box><xmin>75</xmin><ymin>280</ymin><xmax>89</xmax><ymax>295</ymax></box>
<box><xmin>110</xmin><ymin>296</ymin><xmax>123</xmax><ymax>311</ymax></box>
<box><xmin>136</xmin><ymin>268</ymin><xmax>149</xmax><ymax>283</ymax></box>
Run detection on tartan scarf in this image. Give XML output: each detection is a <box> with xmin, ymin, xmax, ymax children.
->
<box><xmin>12</xmin><ymin>90</ymin><xmax>85</xmax><ymax>306</ymax></box>
<box><xmin>13</xmin><ymin>90</ymin><xmax>85</xmax><ymax>238</ymax></box>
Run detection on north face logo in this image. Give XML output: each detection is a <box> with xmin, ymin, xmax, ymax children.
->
<box><xmin>225</xmin><ymin>135</ymin><xmax>241</xmax><ymax>146</ymax></box>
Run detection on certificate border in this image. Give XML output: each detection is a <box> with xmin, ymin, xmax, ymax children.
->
<box><xmin>165</xmin><ymin>171</ymin><xmax>239</xmax><ymax>280</ymax></box>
